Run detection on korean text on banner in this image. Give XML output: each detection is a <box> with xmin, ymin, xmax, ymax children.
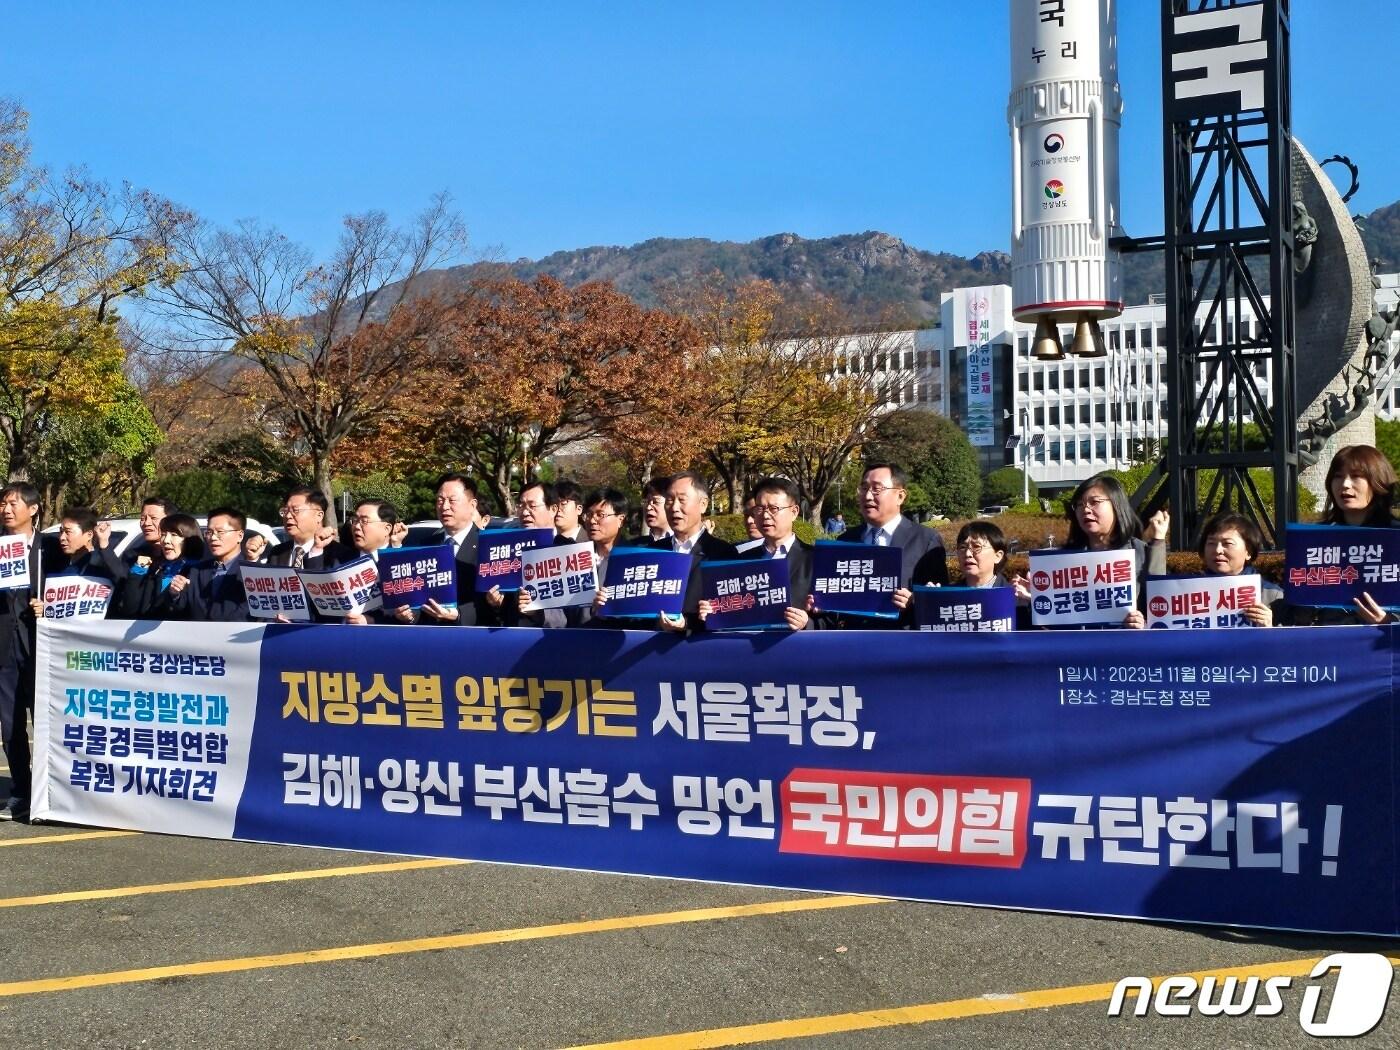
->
<box><xmin>1284</xmin><ymin>523</ymin><xmax>1400</xmax><ymax>610</ymax></box>
<box><xmin>0</xmin><ymin>535</ymin><xmax>30</xmax><ymax>590</ymax></box>
<box><xmin>298</xmin><ymin>557</ymin><xmax>382</xmax><ymax>618</ymax></box>
<box><xmin>965</xmin><ymin>289</ymin><xmax>995</xmax><ymax>447</ymax></box>
<box><xmin>913</xmin><ymin>585</ymin><xmax>1015</xmax><ymax>632</ymax></box>
<box><xmin>475</xmin><ymin>528</ymin><xmax>556</xmax><ymax>593</ymax></box>
<box><xmin>700</xmin><ymin>558</ymin><xmax>790</xmax><ymax>631</ymax></box>
<box><xmin>811</xmin><ymin>541</ymin><xmax>901</xmax><ymax>619</ymax></box>
<box><xmin>42</xmin><ymin>575</ymin><xmax>113</xmax><ymax>621</ymax></box>
<box><xmin>30</xmin><ymin>619</ymin><xmax>1400</xmax><ymax>936</ymax></box>
<box><xmin>1028</xmin><ymin>548</ymin><xmax>1136</xmax><ymax>626</ymax></box>
<box><xmin>239</xmin><ymin>564</ymin><xmax>311</xmax><ymax>622</ymax></box>
<box><xmin>599</xmin><ymin>548</ymin><xmax>689</xmax><ymax>618</ymax></box>
<box><xmin>1146</xmin><ymin>574</ymin><xmax>1262</xmax><ymax>629</ymax></box>
<box><xmin>376</xmin><ymin>545</ymin><xmax>456</xmax><ymax>612</ymax></box>
<box><xmin>521</xmin><ymin>542</ymin><xmax>596</xmax><ymax>610</ymax></box>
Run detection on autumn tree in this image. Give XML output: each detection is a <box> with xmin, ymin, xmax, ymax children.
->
<box><xmin>866</xmin><ymin>409</ymin><xmax>981</xmax><ymax>519</ymax></box>
<box><xmin>0</xmin><ymin>99</ymin><xmax>189</xmax><ymax>480</ymax></box>
<box><xmin>150</xmin><ymin>195</ymin><xmax>467</xmax><ymax>521</ymax></box>
<box><xmin>399</xmin><ymin>276</ymin><xmax>714</xmax><ymax>513</ymax></box>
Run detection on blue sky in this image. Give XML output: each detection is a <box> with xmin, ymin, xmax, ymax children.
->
<box><xmin>3</xmin><ymin>2</ymin><xmax>1393</xmax><ymax>264</ymax></box>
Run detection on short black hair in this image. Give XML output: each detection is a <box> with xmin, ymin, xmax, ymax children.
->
<box><xmin>355</xmin><ymin>499</ymin><xmax>400</xmax><ymax>527</ymax></box>
<box><xmin>642</xmin><ymin>476</ymin><xmax>670</xmax><ymax>499</ymax></box>
<box><xmin>435</xmin><ymin>472</ymin><xmax>479</xmax><ymax>498</ymax></box>
<box><xmin>285</xmin><ymin>486</ymin><xmax>328</xmax><ymax>514</ymax></box>
<box><xmin>749</xmin><ymin>476</ymin><xmax>800</xmax><ymax>506</ymax></box>
<box><xmin>862</xmin><ymin>462</ymin><xmax>909</xmax><ymax>488</ymax></box>
<box><xmin>956</xmin><ymin>519</ymin><xmax>1007</xmax><ymax>555</ymax></box>
<box><xmin>1</xmin><ymin>482</ymin><xmax>40</xmax><ymax>512</ymax></box>
<box><xmin>585</xmin><ymin>487</ymin><xmax>629</xmax><ymax>518</ymax></box>
<box><xmin>61</xmin><ymin>506</ymin><xmax>98</xmax><ymax>534</ymax></box>
<box><xmin>206</xmin><ymin>506</ymin><xmax>247</xmax><ymax>533</ymax></box>
<box><xmin>553</xmin><ymin>479</ymin><xmax>584</xmax><ymax>504</ymax></box>
<box><xmin>1198</xmin><ymin>511</ymin><xmax>1263</xmax><ymax>562</ymax></box>
<box><xmin>141</xmin><ymin>496</ymin><xmax>174</xmax><ymax>513</ymax></box>
<box><xmin>518</xmin><ymin>479</ymin><xmax>556</xmax><ymax>506</ymax></box>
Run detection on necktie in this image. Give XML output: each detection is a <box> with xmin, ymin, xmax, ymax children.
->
<box><xmin>292</xmin><ymin>546</ymin><xmax>306</xmax><ymax>569</ymax></box>
<box><xmin>869</xmin><ymin>528</ymin><xmax>886</xmax><ymax>547</ymax></box>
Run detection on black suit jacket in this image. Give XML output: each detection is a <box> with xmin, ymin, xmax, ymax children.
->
<box><xmin>650</xmin><ymin>531</ymin><xmax>740</xmax><ymax>623</ymax></box>
<box><xmin>266</xmin><ymin>539</ymin><xmax>357</xmax><ymax>571</ymax></box>
<box><xmin>418</xmin><ymin>526</ymin><xmax>480</xmax><ymax>626</ymax></box>
<box><xmin>830</xmin><ymin>517</ymin><xmax>948</xmax><ymax>629</ymax></box>
<box><xmin>170</xmin><ymin>558</ymin><xmax>248</xmax><ymax>622</ymax></box>
<box><xmin>740</xmin><ymin>538</ymin><xmax>814</xmax><ymax>608</ymax></box>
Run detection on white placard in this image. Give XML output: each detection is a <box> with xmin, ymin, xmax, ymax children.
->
<box><xmin>239</xmin><ymin>563</ymin><xmax>311</xmax><ymax>622</ymax></box>
<box><xmin>1028</xmin><ymin>548</ymin><xmax>1137</xmax><ymax>627</ymax></box>
<box><xmin>297</xmin><ymin>557</ymin><xmax>382</xmax><ymax>618</ymax></box>
<box><xmin>1145</xmin><ymin>574</ymin><xmax>1263</xmax><ymax>630</ymax></box>
<box><xmin>42</xmin><ymin>575</ymin><xmax>113</xmax><ymax>621</ymax></box>
<box><xmin>521</xmin><ymin>542</ymin><xmax>597</xmax><ymax>610</ymax></box>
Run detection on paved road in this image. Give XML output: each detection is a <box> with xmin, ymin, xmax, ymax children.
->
<box><xmin>0</xmin><ymin>794</ymin><xmax>1396</xmax><ymax>1049</ymax></box>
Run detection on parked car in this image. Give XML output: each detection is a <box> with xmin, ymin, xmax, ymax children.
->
<box><xmin>41</xmin><ymin>515</ymin><xmax>278</xmax><ymax>560</ymax></box>
<box><xmin>978</xmin><ymin>505</ymin><xmax>1010</xmax><ymax>517</ymax></box>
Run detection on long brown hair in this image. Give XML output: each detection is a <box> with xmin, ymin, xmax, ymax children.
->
<box><xmin>1323</xmin><ymin>445</ymin><xmax>1397</xmax><ymax>526</ymax></box>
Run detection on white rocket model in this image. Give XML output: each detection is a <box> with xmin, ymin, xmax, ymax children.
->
<box><xmin>1009</xmin><ymin>0</ymin><xmax>1123</xmax><ymax>358</ymax></box>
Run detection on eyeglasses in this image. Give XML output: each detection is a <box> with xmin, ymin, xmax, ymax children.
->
<box><xmin>585</xmin><ymin>510</ymin><xmax>619</xmax><ymax>521</ymax></box>
<box><xmin>279</xmin><ymin>505</ymin><xmax>312</xmax><ymax>517</ymax></box>
<box><xmin>205</xmin><ymin>527</ymin><xmax>242</xmax><ymax>538</ymax></box>
<box><xmin>351</xmin><ymin>516</ymin><xmax>387</xmax><ymax>527</ymax></box>
<box><xmin>1073</xmin><ymin>496</ymin><xmax>1111</xmax><ymax>512</ymax></box>
<box><xmin>857</xmin><ymin>483</ymin><xmax>902</xmax><ymax>496</ymax></box>
<box><xmin>957</xmin><ymin>541</ymin><xmax>993</xmax><ymax>555</ymax></box>
<box><xmin>754</xmin><ymin>504</ymin><xmax>795</xmax><ymax>517</ymax></box>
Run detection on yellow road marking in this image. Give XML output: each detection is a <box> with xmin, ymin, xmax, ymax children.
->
<box><xmin>0</xmin><ymin>857</ymin><xmax>466</xmax><ymax>908</ymax></box>
<box><xmin>568</xmin><ymin>955</ymin><xmax>1400</xmax><ymax>1048</ymax></box>
<box><xmin>0</xmin><ymin>830</ymin><xmax>139</xmax><ymax>848</ymax></box>
<box><xmin>0</xmin><ymin>893</ymin><xmax>884</xmax><ymax>998</ymax></box>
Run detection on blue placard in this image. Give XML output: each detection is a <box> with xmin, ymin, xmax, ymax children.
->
<box><xmin>913</xmin><ymin>585</ymin><xmax>1016</xmax><ymax>632</ymax></box>
<box><xmin>599</xmin><ymin>547</ymin><xmax>690</xmax><ymax>618</ymax></box>
<box><xmin>701</xmin><ymin>558</ymin><xmax>790</xmax><ymax>632</ymax></box>
<box><xmin>475</xmin><ymin>527</ymin><xmax>556</xmax><ymax>593</ymax></box>
<box><xmin>375</xmin><ymin>544</ymin><xmax>457</xmax><ymax>611</ymax></box>
<box><xmin>810</xmin><ymin>540</ymin><xmax>901</xmax><ymax>619</ymax></box>
<box><xmin>1284</xmin><ymin>523</ymin><xmax>1400</xmax><ymax>610</ymax></box>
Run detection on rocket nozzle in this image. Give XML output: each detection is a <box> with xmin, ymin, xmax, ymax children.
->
<box><xmin>1032</xmin><ymin>316</ymin><xmax>1065</xmax><ymax>360</ymax></box>
<box><xmin>1069</xmin><ymin>316</ymin><xmax>1107</xmax><ymax>358</ymax></box>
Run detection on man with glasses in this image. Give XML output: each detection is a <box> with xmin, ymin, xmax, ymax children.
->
<box><xmin>831</xmin><ymin>462</ymin><xmax>948</xmax><ymax>627</ymax></box>
<box><xmin>484</xmin><ymin>480</ymin><xmax>572</xmax><ymax>627</ymax></box>
<box><xmin>650</xmin><ymin>471</ymin><xmax>738</xmax><ymax>632</ymax></box>
<box><xmin>552</xmin><ymin>479</ymin><xmax>586</xmax><ymax>543</ymax></box>
<box><xmin>345</xmin><ymin>499</ymin><xmax>415</xmax><ymax>625</ymax></box>
<box><xmin>532</xmin><ymin>488</ymin><xmax>630</xmax><ymax>628</ymax></box>
<box><xmin>168</xmin><ymin>507</ymin><xmax>250</xmax><ymax>621</ymax></box>
<box><xmin>731</xmin><ymin>477</ymin><xmax>813</xmax><ymax>631</ymax></box>
<box><xmin>268</xmin><ymin>488</ymin><xmax>352</xmax><ymax>570</ymax></box>
<box><xmin>0</xmin><ymin>483</ymin><xmax>42</xmax><ymax>821</ymax></box>
<box><xmin>627</xmin><ymin>476</ymin><xmax>671</xmax><ymax>545</ymax></box>
<box><xmin>422</xmin><ymin>472</ymin><xmax>481</xmax><ymax>626</ymax></box>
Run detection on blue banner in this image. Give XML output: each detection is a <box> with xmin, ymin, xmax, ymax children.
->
<box><xmin>700</xmin><ymin>558</ymin><xmax>790</xmax><ymax>632</ymax></box>
<box><xmin>476</xmin><ymin>527</ymin><xmax>556</xmax><ymax>592</ymax></box>
<box><xmin>599</xmin><ymin>548</ymin><xmax>689</xmax><ymax>619</ymax></box>
<box><xmin>912</xmin><ymin>585</ymin><xmax>1015</xmax><ymax>632</ymax></box>
<box><xmin>811</xmin><ymin>541</ymin><xmax>901</xmax><ymax>619</ymax></box>
<box><xmin>33</xmin><ymin>620</ymin><xmax>1400</xmax><ymax>936</ymax></box>
<box><xmin>376</xmin><ymin>545</ymin><xmax>457</xmax><ymax>611</ymax></box>
<box><xmin>1284</xmin><ymin>523</ymin><xmax>1400</xmax><ymax>610</ymax></box>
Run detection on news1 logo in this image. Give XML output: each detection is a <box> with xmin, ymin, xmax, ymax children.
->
<box><xmin>1108</xmin><ymin>954</ymin><xmax>1394</xmax><ymax>1037</ymax></box>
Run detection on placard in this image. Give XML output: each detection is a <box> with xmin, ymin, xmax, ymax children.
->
<box><xmin>475</xmin><ymin>528</ymin><xmax>556</xmax><ymax>593</ymax></box>
<box><xmin>297</xmin><ymin>557</ymin><xmax>382</xmax><ymax>618</ymax></box>
<box><xmin>376</xmin><ymin>545</ymin><xmax>457</xmax><ymax>611</ymax></box>
<box><xmin>598</xmin><ymin>548</ymin><xmax>690</xmax><ymax>619</ymax></box>
<box><xmin>1028</xmin><ymin>548</ymin><xmax>1136</xmax><ymax>627</ymax></box>
<box><xmin>520</xmin><ymin>542</ymin><xmax>596</xmax><ymax>610</ymax></box>
<box><xmin>0</xmin><ymin>535</ymin><xmax>30</xmax><ymax>591</ymax></box>
<box><xmin>41</xmin><ymin>575</ymin><xmax>112</xmax><ymax>621</ymax></box>
<box><xmin>912</xmin><ymin>585</ymin><xmax>1015</xmax><ymax>632</ymax></box>
<box><xmin>700</xmin><ymin>558</ymin><xmax>790</xmax><ymax>631</ymax></box>
<box><xmin>811</xmin><ymin>541</ymin><xmax>901</xmax><ymax>619</ymax></box>
<box><xmin>239</xmin><ymin>564</ymin><xmax>311</xmax><ymax>622</ymax></box>
<box><xmin>1145</xmin><ymin>574</ymin><xmax>1262</xmax><ymax>629</ymax></box>
<box><xmin>1284</xmin><ymin>523</ymin><xmax>1400</xmax><ymax>610</ymax></box>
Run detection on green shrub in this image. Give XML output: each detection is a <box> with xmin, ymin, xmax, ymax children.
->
<box><xmin>982</xmin><ymin>467</ymin><xmax>1037</xmax><ymax>507</ymax></box>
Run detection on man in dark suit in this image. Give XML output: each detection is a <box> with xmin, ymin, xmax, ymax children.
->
<box><xmin>626</xmin><ymin>476</ymin><xmax>672</xmax><ymax>546</ymax></box>
<box><xmin>167</xmin><ymin>507</ymin><xmax>249</xmax><ymax>622</ymax></box>
<box><xmin>344</xmin><ymin>499</ymin><xmax>415</xmax><ymax>626</ymax></box>
<box><xmin>483</xmin><ymin>480</ymin><xmax>572</xmax><ymax>627</ymax></box>
<box><xmin>735</xmin><ymin>477</ymin><xmax>813</xmax><ymax>631</ymax></box>
<box><xmin>0</xmin><ymin>483</ymin><xmax>42</xmax><ymax>821</ymax></box>
<box><xmin>651</xmin><ymin>471</ymin><xmax>737</xmax><ymax>632</ymax></box>
<box><xmin>552</xmin><ymin>479</ymin><xmax>587</xmax><ymax>543</ymax></box>
<box><xmin>267</xmin><ymin>488</ymin><xmax>354</xmax><ymax>570</ymax></box>
<box><xmin>828</xmin><ymin>462</ymin><xmax>948</xmax><ymax>628</ymax></box>
<box><xmin>421</xmin><ymin>472</ymin><xmax>480</xmax><ymax>626</ymax></box>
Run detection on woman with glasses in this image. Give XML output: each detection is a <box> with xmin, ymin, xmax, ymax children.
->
<box><xmin>121</xmin><ymin>514</ymin><xmax>206</xmax><ymax>619</ymax></box>
<box><xmin>1281</xmin><ymin>444</ymin><xmax>1397</xmax><ymax>626</ymax></box>
<box><xmin>1058</xmin><ymin>473</ymin><xmax>1168</xmax><ymax>628</ymax></box>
